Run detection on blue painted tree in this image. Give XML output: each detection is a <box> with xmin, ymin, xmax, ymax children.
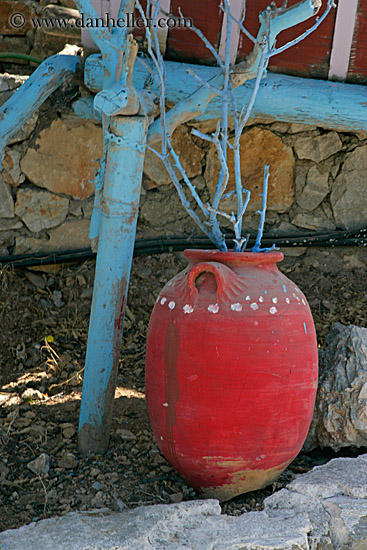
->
<box><xmin>139</xmin><ymin>0</ymin><xmax>334</xmax><ymax>251</ymax></box>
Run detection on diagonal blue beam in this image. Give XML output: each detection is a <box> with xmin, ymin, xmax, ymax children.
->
<box><xmin>0</xmin><ymin>54</ymin><xmax>83</xmax><ymax>168</ymax></box>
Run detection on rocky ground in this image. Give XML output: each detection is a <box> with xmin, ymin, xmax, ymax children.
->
<box><xmin>0</xmin><ymin>247</ymin><xmax>366</xmax><ymax>532</ymax></box>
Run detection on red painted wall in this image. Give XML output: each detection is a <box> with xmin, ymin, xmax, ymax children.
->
<box><xmin>165</xmin><ymin>0</ymin><xmax>224</xmax><ymax>64</ymax></box>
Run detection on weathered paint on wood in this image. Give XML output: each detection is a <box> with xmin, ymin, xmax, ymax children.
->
<box><xmin>78</xmin><ymin>115</ymin><xmax>148</xmax><ymax>454</ymax></box>
<box><xmin>82</xmin><ymin>1</ymin><xmax>367</xmax><ymax>84</ymax></box>
<box><xmin>82</xmin><ymin>55</ymin><xmax>367</xmax><ymax>133</ymax></box>
<box><xmin>348</xmin><ymin>0</ymin><xmax>367</xmax><ymax>84</ymax></box>
<box><xmin>0</xmin><ymin>53</ymin><xmax>83</xmax><ymax>168</ymax></box>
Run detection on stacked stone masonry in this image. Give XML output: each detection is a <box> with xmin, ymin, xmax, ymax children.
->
<box><xmin>0</xmin><ymin>35</ymin><xmax>367</xmax><ymax>255</ymax></box>
<box><xmin>0</xmin><ymin>1</ymin><xmax>80</xmax><ymax>63</ymax></box>
<box><xmin>2</xmin><ymin>454</ymin><xmax>367</xmax><ymax>549</ymax></box>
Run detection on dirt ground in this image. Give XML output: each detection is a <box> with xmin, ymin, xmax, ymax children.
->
<box><xmin>0</xmin><ymin>247</ymin><xmax>366</xmax><ymax>532</ymax></box>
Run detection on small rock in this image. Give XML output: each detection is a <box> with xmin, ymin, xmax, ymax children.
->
<box><xmin>153</xmin><ymin>454</ymin><xmax>167</xmax><ymax>465</ymax></box>
<box><xmin>69</xmin><ymin>200</ymin><xmax>83</xmax><ymax>216</ymax></box>
<box><xmin>90</xmin><ymin>468</ymin><xmax>100</xmax><ymax>477</ymax></box>
<box><xmin>52</xmin><ymin>290</ymin><xmax>64</xmax><ymax>308</ymax></box>
<box><xmin>0</xmin><ymin>74</ymin><xmax>28</xmax><ymax>94</ymax></box>
<box><xmin>25</xmin><ymin>271</ymin><xmax>46</xmax><ymax>290</ymax></box>
<box><xmin>81</xmin><ymin>287</ymin><xmax>93</xmax><ymax>299</ymax></box>
<box><xmin>111</xmin><ymin>496</ymin><xmax>126</xmax><ymax>511</ymax></box>
<box><xmin>24</xmin><ymin>411</ymin><xmax>37</xmax><ymax>419</ymax></box>
<box><xmin>116</xmin><ymin>429</ymin><xmax>136</xmax><ymax>441</ymax></box>
<box><xmin>0</xmin><ymin>462</ymin><xmax>10</xmax><ymax>479</ymax></box>
<box><xmin>105</xmin><ymin>472</ymin><xmax>119</xmax><ymax>484</ymax></box>
<box><xmin>27</xmin><ymin>453</ymin><xmax>50</xmax><ymax>476</ymax></box>
<box><xmin>270</xmin><ymin>121</ymin><xmax>290</xmax><ymax>133</ymax></box>
<box><xmin>280</xmin><ymin>247</ymin><xmax>307</xmax><ymax>257</ymax></box>
<box><xmin>58</xmin><ymin>453</ymin><xmax>78</xmax><ymax>469</ymax></box>
<box><xmin>170</xmin><ymin>492</ymin><xmax>183</xmax><ymax>503</ymax></box>
<box><xmin>13</xmin><ymin>417</ymin><xmax>33</xmax><ymax>429</ymax></box>
<box><xmin>62</xmin><ymin>426</ymin><xmax>75</xmax><ymax>439</ymax></box>
<box><xmin>343</xmin><ymin>254</ymin><xmax>366</xmax><ymax>270</ymax></box>
<box><xmin>92</xmin><ymin>481</ymin><xmax>102</xmax><ymax>491</ymax></box>
<box><xmin>77</xmin><ymin>275</ymin><xmax>86</xmax><ymax>286</ymax></box>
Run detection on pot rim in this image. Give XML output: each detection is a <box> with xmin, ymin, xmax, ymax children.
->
<box><xmin>183</xmin><ymin>249</ymin><xmax>284</xmax><ymax>265</ymax></box>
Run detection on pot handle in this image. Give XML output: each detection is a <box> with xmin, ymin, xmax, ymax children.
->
<box><xmin>188</xmin><ymin>261</ymin><xmax>241</xmax><ymax>300</ymax></box>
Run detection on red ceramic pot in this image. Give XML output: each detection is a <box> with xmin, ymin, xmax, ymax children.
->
<box><xmin>145</xmin><ymin>249</ymin><xmax>318</xmax><ymax>501</ymax></box>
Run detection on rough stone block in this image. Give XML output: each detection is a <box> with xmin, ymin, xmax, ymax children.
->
<box><xmin>0</xmin><ymin>1</ymin><xmax>36</xmax><ymax>34</ymax></box>
<box><xmin>36</xmin><ymin>4</ymin><xmax>81</xmax><ymax>39</ymax></box>
<box><xmin>8</xmin><ymin>112</ymin><xmax>38</xmax><ymax>145</ymax></box>
<box><xmin>0</xmin><ymin>74</ymin><xmax>28</xmax><ymax>94</ymax></box>
<box><xmin>288</xmin><ymin>123</ymin><xmax>318</xmax><ymax>134</ymax></box>
<box><xmin>0</xmin><ymin>500</ymin><xmax>312</xmax><ymax>550</ymax></box>
<box><xmin>297</xmin><ymin>165</ymin><xmax>330</xmax><ymax>211</ymax></box>
<box><xmin>0</xmin><ymin>176</ymin><xmax>15</xmax><ymax>218</ymax></box>
<box><xmin>15</xmin><ymin>188</ymin><xmax>69</xmax><ymax>232</ymax></box>
<box><xmin>264</xmin><ymin>488</ymin><xmax>330</xmax><ymax>547</ymax></box>
<box><xmin>21</xmin><ymin>118</ymin><xmax>102</xmax><ymax>200</ymax></box>
<box><xmin>305</xmin><ymin>323</ymin><xmax>367</xmax><ymax>451</ymax></box>
<box><xmin>3</xmin><ymin>148</ymin><xmax>25</xmax><ymax>186</ymax></box>
<box><xmin>205</xmin><ymin>127</ymin><xmax>295</xmax><ymax>213</ymax></box>
<box><xmin>32</xmin><ymin>26</ymin><xmax>80</xmax><ymax>60</ymax></box>
<box><xmin>288</xmin><ymin>454</ymin><xmax>367</xmax><ymax>499</ymax></box>
<box><xmin>291</xmin><ymin>211</ymin><xmax>336</xmax><ymax>231</ymax></box>
<box><xmin>14</xmin><ymin>235</ymin><xmax>49</xmax><ymax>255</ymax></box>
<box><xmin>323</xmin><ymin>496</ymin><xmax>367</xmax><ymax>550</ymax></box>
<box><xmin>143</xmin><ymin>125</ymin><xmax>204</xmax><ymax>186</ymax></box>
<box><xmin>0</xmin><ymin>36</ymin><xmax>31</xmax><ymax>57</ymax></box>
<box><xmin>331</xmin><ymin>145</ymin><xmax>367</xmax><ymax>230</ymax></box>
<box><xmin>45</xmin><ymin>218</ymin><xmax>91</xmax><ymax>251</ymax></box>
<box><xmin>0</xmin><ymin>218</ymin><xmax>23</xmax><ymax>231</ymax></box>
<box><xmin>294</xmin><ymin>132</ymin><xmax>342</xmax><ymax>163</ymax></box>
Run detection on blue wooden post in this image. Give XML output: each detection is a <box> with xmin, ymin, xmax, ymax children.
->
<box><xmin>78</xmin><ymin>115</ymin><xmax>148</xmax><ymax>454</ymax></box>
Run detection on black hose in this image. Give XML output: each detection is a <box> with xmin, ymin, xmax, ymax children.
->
<box><xmin>0</xmin><ymin>227</ymin><xmax>366</xmax><ymax>268</ymax></box>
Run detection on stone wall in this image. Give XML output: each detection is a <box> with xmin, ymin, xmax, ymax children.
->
<box><xmin>1</xmin><ymin>66</ymin><xmax>367</xmax><ymax>257</ymax></box>
<box><xmin>0</xmin><ymin>0</ymin><xmax>80</xmax><ymax>69</ymax></box>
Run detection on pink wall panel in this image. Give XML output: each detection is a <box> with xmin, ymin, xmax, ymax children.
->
<box><xmin>348</xmin><ymin>0</ymin><xmax>367</xmax><ymax>83</ymax></box>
